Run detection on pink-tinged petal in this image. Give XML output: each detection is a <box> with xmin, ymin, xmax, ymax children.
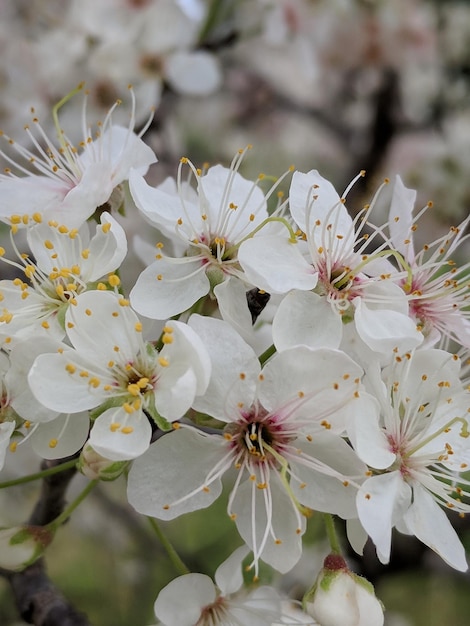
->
<box><xmin>404</xmin><ymin>484</ymin><xmax>468</xmax><ymax>572</ymax></box>
<box><xmin>356</xmin><ymin>472</ymin><xmax>412</xmax><ymax>564</ymax></box>
<box><xmin>273</xmin><ymin>290</ymin><xmax>342</xmax><ymax>351</ymax></box>
<box><xmin>165</xmin><ymin>51</ymin><xmax>222</xmax><ymax>96</ymax></box>
<box><xmin>215</xmin><ymin>545</ymin><xmax>250</xmax><ymax>595</ymax></box>
<box><xmin>154</xmin><ymin>573</ymin><xmax>216</xmax><ymax>626</ymax></box>
<box><xmin>127</xmin><ymin>428</ymin><xmax>224</xmax><ymax>520</ymax></box>
<box><xmin>231</xmin><ymin>473</ymin><xmax>305</xmax><ymax>573</ymax></box>
<box><xmin>388</xmin><ymin>175</ymin><xmax>416</xmax><ymax>261</ymax></box>
<box><xmin>130</xmin><ymin>257</ymin><xmax>209</xmax><ymax>320</ymax></box>
<box><xmin>347</xmin><ymin>392</ymin><xmax>396</xmax><ymax>470</ymax></box>
<box><xmin>65</xmin><ymin>291</ymin><xmax>141</xmax><ymax>361</ymax></box>
<box><xmin>30</xmin><ymin>412</ymin><xmax>90</xmax><ymax>460</ymax></box>
<box><xmin>89</xmin><ymin>407</ymin><xmax>152</xmax><ymax>461</ymax></box>
<box><xmin>239</xmin><ymin>235</ymin><xmax>318</xmax><ymax>294</ymax></box>
<box><xmin>188</xmin><ymin>315</ymin><xmax>259</xmax><ymax>421</ymax></box>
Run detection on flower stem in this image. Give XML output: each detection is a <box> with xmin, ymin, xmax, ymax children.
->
<box><xmin>50</xmin><ymin>479</ymin><xmax>99</xmax><ymax>530</ymax></box>
<box><xmin>0</xmin><ymin>459</ymin><xmax>78</xmax><ymax>490</ymax></box>
<box><xmin>323</xmin><ymin>513</ymin><xmax>342</xmax><ymax>554</ymax></box>
<box><xmin>147</xmin><ymin>517</ymin><xmax>190</xmax><ymax>576</ymax></box>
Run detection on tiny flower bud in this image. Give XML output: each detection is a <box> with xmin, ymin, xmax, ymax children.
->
<box><xmin>78</xmin><ymin>444</ymin><xmax>130</xmax><ymax>481</ymax></box>
<box><xmin>304</xmin><ymin>554</ymin><xmax>384</xmax><ymax>626</ymax></box>
<box><xmin>0</xmin><ymin>525</ymin><xmax>55</xmax><ymax>571</ymax></box>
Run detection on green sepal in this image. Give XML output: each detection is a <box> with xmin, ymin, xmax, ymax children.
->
<box><xmin>89</xmin><ymin>396</ymin><xmax>124</xmax><ymax>420</ymax></box>
<box><xmin>145</xmin><ymin>395</ymin><xmax>172</xmax><ymax>431</ymax></box>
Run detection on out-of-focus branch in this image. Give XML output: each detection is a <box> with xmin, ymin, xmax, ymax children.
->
<box><xmin>0</xmin><ymin>456</ymin><xmax>93</xmax><ymax>626</ymax></box>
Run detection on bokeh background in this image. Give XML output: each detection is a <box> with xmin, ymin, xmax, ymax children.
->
<box><xmin>1</xmin><ymin>1</ymin><xmax>470</xmax><ymax>624</ymax></box>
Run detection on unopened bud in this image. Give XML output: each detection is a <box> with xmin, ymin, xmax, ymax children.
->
<box><xmin>78</xmin><ymin>444</ymin><xmax>129</xmax><ymax>481</ymax></box>
<box><xmin>304</xmin><ymin>554</ymin><xmax>384</xmax><ymax>626</ymax></box>
<box><xmin>0</xmin><ymin>525</ymin><xmax>54</xmax><ymax>571</ymax></box>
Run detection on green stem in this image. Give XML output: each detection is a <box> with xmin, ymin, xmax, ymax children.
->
<box><xmin>0</xmin><ymin>459</ymin><xmax>77</xmax><ymax>490</ymax></box>
<box><xmin>50</xmin><ymin>479</ymin><xmax>99</xmax><ymax>530</ymax></box>
<box><xmin>323</xmin><ymin>513</ymin><xmax>341</xmax><ymax>554</ymax></box>
<box><xmin>147</xmin><ymin>517</ymin><xmax>190</xmax><ymax>576</ymax></box>
<box><xmin>258</xmin><ymin>344</ymin><xmax>276</xmax><ymax>366</ymax></box>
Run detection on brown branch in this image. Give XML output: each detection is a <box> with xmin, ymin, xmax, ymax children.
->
<box><xmin>0</xmin><ymin>455</ymin><xmax>93</xmax><ymax>626</ymax></box>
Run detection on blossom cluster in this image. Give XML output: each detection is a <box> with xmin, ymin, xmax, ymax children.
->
<box><xmin>0</xmin><ymin>89</ymin><xmax>469</xmax><ymax>625</ymax></box>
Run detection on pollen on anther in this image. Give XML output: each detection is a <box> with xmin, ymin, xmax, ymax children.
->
<box><xmin>49</xmin><ymin>438</ymin><xmax>58</xmax><ymax>448</ymax></box>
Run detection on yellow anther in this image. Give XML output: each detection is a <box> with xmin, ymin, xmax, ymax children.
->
<box><xmin>66</xmin><ymin>363</ymin><xmax>77</xmax><ymax>374</ymax></box>
<box><xmin>10</xmin><ymin>215</ymin><xmax>21</xmax><ymax>225</ymax></box>
<box><xmin>32</xmin><ymin>212</ymin><xmax>42</xmax><ymax>223</ymax></box>
<box><xmin>162</xmin><ymin>333</ymin><xmax>173</xmax><ymax>344</ymax></box>
<box><xmin>123</xmin><ymin>402</ymin><xmax>135</xmax><ymax>414</ymax></box>
<box><xmin>121</xmin><ymin>426</ymin><xmax>134</xmax><ymax>434</ymax></box>
<box><xmin>97</xmin><ymin>282</ymin><xmax>107</xmax><ymax>290</ymax></box>
<box><xmin>69</xmin><ymin>228</ymin><xmax>78</xmax><ymax>239</ymax></box>
<box><xmin>162</xmin><ymin>326</ymin><xmax>173</xmax><ymax>334</ymax></box>
<box><xmin>135</xmin><ymin>322</ymin><xmax>143</xmax><ymax>332</ymax></box>
<box><xmin>44</xmin><ymin>240</ymin><xmax>54</xmax><ymax>250</ymax></box>
<box><xmin>118</xmin><ymin>297</ymin><xmax>129</xmax><ymax>307</ymax></box>
<box><xmin>101</xmin><ymin>222</ymin><xmax>112</xmax><ymax>233</ymax></box>
<box><xmin>41</xmin><ymin>320</ymin><xmax>50</xmax><ymax>329</ymax></box>
<box><xmin>89</xmin><ymin>377</ymin><xmax>100</xmax><ymax>388</ymax></box>
<box><xmin>49</xmin><ymin>438</ymin><xmax>58</xmax><ymax>448</ymax></box>
<box><xmin>58</xmin><ymin>225</ymin><xmax>69</xmax><ymax>234</ymax></box>
<box><xmin>9</xmin><ymin>441</ymin><xmax>17</xmax><ymax>452</ymax></box>
<box><xmin>109</xmin><ymin>422</ymin><xmax>121</xmax><ymax>432</ymax></box>
<box><xmin>127</xmin><ymin>383</ymin><xmax>140</xmax><ymax>396</ymax></box>
<box><xmin>79</xmin><ymin>370</ymin><xmax>89</xmax><ymax>378</ymax></box>
<box><xmin>81</xmin><ymin>249</ymin><xmax>90</xmax><ymax>259</ymax></box>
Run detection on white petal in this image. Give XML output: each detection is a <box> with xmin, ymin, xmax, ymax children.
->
<box><xmin>273</xmin><ymin>290</ymin><xmax>342</xmax><ymax>351</ymax></box>
<box><xmin>66</xmin><ymin>291</ymin><xmax>141</xmax><ymax>362</ymax></box>
<box><xmin>239</xmin><ymin>235</ymin><xmax>318</xmax><ymax>294</ymax></box>
<box><xmin>231</xmin><ymin>474</ymin><xmax>304</xmax><ymax>573</ymax></box>
<box><xmin>127</xmin><ymin>428</ymin><xmax>224</xmax><ymax>520</ymax></box>
<box><xmin>165</xmin><ymin>51</ymin><xmax>222</xmax><ymax>96</ymax></box>
<box><xmin>154</xmin><ymin>573</ymin><xmax>216</xmax><ymax>626</ymax></box>
<box><xmin>28</xmin><ymin>351</ymin><xmax>106</xmax><ymax>413</ymax></box>
<box><xmin>155</xmin><ymin>366</ymin><xmax>198</xmax><ymax>420</ymax></box>
<box><xmin>0</xmin><ymin>422</ymin><xmax>15</xmax><ymax>471</ymax></box>
<box><xmin>85</xmin><ymin>212</ymin><xmax>128</xmax><ymax>280</ymax></box>
<box><xmin>130</xmin><ymin>257</ymin><xmax>209</xmax><ymax>320</ymax></box>
<box><xmin>404</xmin><ymin>485</ymin><xmax>468</xmax><ymax>571</ymax></box>
<box><xmin>347</xmin><ymin>392</ymin><xmax>396</xmax><ymax>469</ymax></box>
<box><xmin>188</xmin><ymin>315</ymin><xmax>259</xmax><ymax>420</ymax></box>
<box><xmin>214</xmin><ymin>545</ymin><xmax>250</xmax><ymax>595</ymax></box>
<box><xmin>388</xmin><ymin>175</ymin><xmax>416</xmax><ymax>261</ymax></box>
<box><xmin>30</xmin><ymin>412</ymin><xmax>90</xmax><ymax>460</ymax></box>
<box><xmin>89</xmin><ymin>407</ymin><xmax>152</xmax><ymax>461</ymax></box>
<box><xmin>356</xmin><ymin>472</ymin><xmax>412</xmax><ymax>564</ymax></box>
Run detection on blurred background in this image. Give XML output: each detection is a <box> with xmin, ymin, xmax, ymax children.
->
<box><xmin>1</xmin><ymin>1</ymin><xmax>470</xmax><ymax>624</ymax></box>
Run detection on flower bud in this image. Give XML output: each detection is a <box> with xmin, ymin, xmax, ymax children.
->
<box><xmin>304</xmin><ymin>554</ymin><xmax>384</xmax><ymax>626</ymax></box>
<box><xmin>78</xmin><ymin>443</ymin><xmax>130</xmax><ymax>481</ymax></box>
<box><xmin>0</xmin><ymin>525</ymin><xmax>54</xmax><ymax>571</ymax></box>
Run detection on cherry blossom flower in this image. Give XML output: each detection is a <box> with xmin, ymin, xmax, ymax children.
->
<box><xmin>239</xmin><ymin>169</ymin><xmax>423</xmax><ymax>354</ymax></box>
<box><xmin>350</xmin><ymin>348</ymin><xmax>470</xmax><ymax>571</ymax></box>
<box><xmin>128</xmin><ymin>147</ymin><xmax>306</xmax><ymax>320</ymax></box>
<box><xmin>127</xmin><ymin>316</ymin><xmax>367</xmax><ymax>575</ymax></box>
<box><xmin>0</xmin><ymin>85</ymin><xmax>156</xmax><ymax>229</ymax></box>
<box><xmin>387</xmin><ymin>175</ymin><xmax>470</xmax><ymax>349</ymax></box>
<box><xmin>27</xmin><ymin>291</ymin><xmax>211</xmax><ymax>461</ymax></box>
<box><xmin>153</xmin><ymin>546</ymin><xmax>297</xmax><ymax>626</ymax></box>
<box><xmin>0</xmin><ymin>213</ymin><xmax>127</xmax><ymax>347</ymax></box>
